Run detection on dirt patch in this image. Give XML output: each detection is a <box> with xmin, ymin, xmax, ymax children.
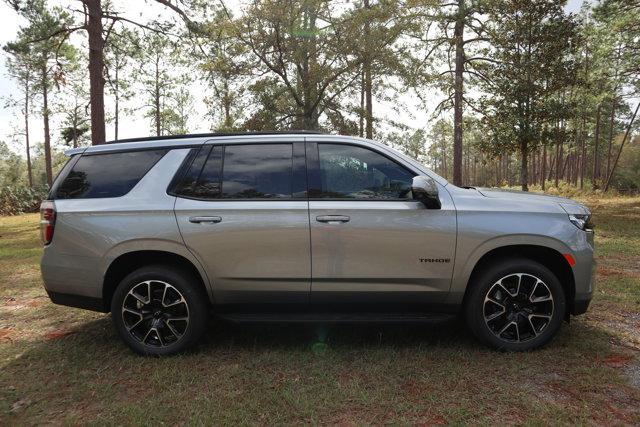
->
<box><xmin>0</xmin><ymin>326</ymin><xmax>13</xmax><ymax>342</ymax></box>
<box><xmin>600</xmin><ymin>352</ymin><xmax>635</xmax><ymax>368</ymax></box>
<box><xmin>597</xmin><ymin>267</ymin><xmax>640</xmax><ymax>278</ymax></box>
<box><xmin>2</xmin><ymin>296</ymin><xmax>46</xmax><ymax>310</ymax></box>
<box><xmin>625</xmin><ymin>360</ymin><xmax>640</xmax><ymax>390</ymax></box>
<box><xmin>587</xmin><ymin>306</ymin><xmax>640</xmax><ymax>350</ymax></box>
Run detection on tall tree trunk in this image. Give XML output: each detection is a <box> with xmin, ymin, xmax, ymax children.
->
<box><xmin>531</xmin><ymin>149</ymin><xmax>537</xmax><ymax>187</ymax></box>
<box><xmin>363</xmin><ymin>0</ymin><xmax>373</xmax><ymax>139</ymax></box>
<box><xmin>155</xmin><ymin>57</ymin><xmax>161</xmax><ymax>136</ymax></box>
<box><xmin>520</xmin><ymin>140</ymin><xmax>528</xmax><ymax>191</ymax></box>
<box><xmin>442</xmin><ymin>142</ymin><xmax>447</xmax><ymax>179</ymax></box>
<box><xmin>114</xmin><ymin>62</ymin><xmax>119</xmax><ymax>141</ymax></box>
<box><xmin>363</xmin><ymin>62</ymin><xmax>372</xmax><ymax>137</ymax></box>
<box><xmin>298</xmin><ymin>6</ymin><xmax>320</xmax><ymax>131</ymax></box>
<box><xmin>86</xmin><ymin>0</ymin><xmax>106</xmax><ymax>145</ymax></box>
<box><xmin>464</xmin><ymin>144</ymin><xmax>470</xmax><ymax>185</ymax></box>
<box><xmin>24</xmin><ymin>73</ymin><xmax>33</xmax><ymax>189</ymax></box>
<box><xmin>579</xmin><ymin>117</ymin><xmax>586</xmax><ymax>189</ymax></box>
<box><xmin>554</xmin><ymin>126</ymin><xmax>560</xmax><ymax>187</ymax></box>
<box><xmin>561</xmin><ymin>152</ymin><xmax>570</xmax><ymax>180</ymax></box>
<box><xmin>358</xmin><ymin>66</ymin><xmax>364</xmax><ymax>137</ymax></box>
<box><xmin>472</xmin><ymin>156</ymin><xmax>477</xmax><ymax>185</ymax></box>
<box><xmin>592</xmin><ymin>104</ymin><xmax>602</xmax><ymax>189</ymax></box>
<box><xmin>541</xmin><ymin>144</ymin><xmax>547</xmax><ymax>191</ymax></box>
<box><xmin>41</xmin><ymin>65</ymin><xmax>52</xmax><ymax>187</ymax></box>
<box><xmin>605</xmin><ymin>97</ymin><xmax>616</xmax><ymax>181</ymax></box>
<box><xmin>604</xmin><ymin>102</ymin><xmax>639</xmax><ymax>192</ymax></box>
<box><xmin>452</xmin><ymin>0</ymin><xmax>465</xmax><ymax>186</ymax></box>
<box><xmin>72</xmin><ymin>100</ymin><xmax>79</xmax><ymax>148</ymax></box>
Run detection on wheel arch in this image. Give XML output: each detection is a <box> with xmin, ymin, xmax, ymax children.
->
<box><xmin>102</xmin><ymin>250</ymin><xmax>212</xmax><ymax>312</ymax></box>
<box><xmin>461</xmin><ymin>244</ymin><xmax>575</xmax><ymax>317</ymax></box>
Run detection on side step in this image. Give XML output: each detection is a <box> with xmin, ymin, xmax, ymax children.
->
<box><xmin>216</xmin><ymin>312</ymin><xmax>456</xmax><ymax>324</ymax></box>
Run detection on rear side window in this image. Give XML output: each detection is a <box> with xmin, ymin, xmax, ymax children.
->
<box><xmin>172</xmin><ymin>146</ymin><xmax>223</xmax><ymax>199</ymax></box>
<box><xmin>172</xmin><ymin>144</ymin><xmax>294</xmax><ymax>200</ymax></box>
<box><xmin>48</xmin><ymin>154</ymin><xmax>79</xmax><ymax>199</ymax></box>
<box><xmin>222</xmin><ymin>144</ymin><xmax>293</xmax><ymax>199</ymax></box>
<box><xmin>54</xmin><ymin>150</ymin><xmax>167</xmax><ymax>199</ymax></box>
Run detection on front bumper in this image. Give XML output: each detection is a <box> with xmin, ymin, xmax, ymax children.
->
<box><xmin>571</xmin><ymin>230</ymin><xmax>595</xmax><ymax>315</ymax></box>
<box><xmin>572</xmin><ymin>297</ymin><xmax>591</xmax><ymax>315</ymax></box>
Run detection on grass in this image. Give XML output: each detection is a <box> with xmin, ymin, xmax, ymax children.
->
<box><xmin>1</xmin><ymin>199</ymin><xmax>640</xmax><ymax>425</ymax></box>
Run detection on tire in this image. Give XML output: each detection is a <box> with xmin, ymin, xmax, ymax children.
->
<box><xmin>464</xmin><ymin>258</ymin><xmax>566</xmax><ymax>351</ymax></box>
<box><xmin>111</xmin><ymin>265</ymin><xmax>209</xmax><ymax>356</ymax></box>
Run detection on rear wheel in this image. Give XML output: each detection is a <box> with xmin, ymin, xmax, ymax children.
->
<box><xmin>465</xmin><ymin>258</ymin><xmax>566</xmax><ymax>351</ymax></box>
<box><xmin>111</xmin><ymin>265</ymin><xmax>209</xmax><ymax>356</ymax></box>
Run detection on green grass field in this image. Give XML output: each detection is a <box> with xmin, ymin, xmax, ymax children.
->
<box><xmin>1</xmin><ymin>197</ymin><xmax>639</xmax><ymax>424</ymax></box>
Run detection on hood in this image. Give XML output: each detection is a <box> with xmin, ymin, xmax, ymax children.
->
<box><xmin>476</xmin><ymin>188</ymin><xmax>590</xmax><ymax>215</ymax></box>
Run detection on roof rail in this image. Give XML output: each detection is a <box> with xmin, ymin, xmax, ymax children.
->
<box><xmin>106</xmin><ymin>130</ymin><xmax>324</xmax><ymax>144</ymax></box>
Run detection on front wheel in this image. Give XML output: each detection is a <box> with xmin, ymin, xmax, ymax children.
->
<box><xmin>111</xmin><ymin>265</ymin><xmax>209</xmax><ymax>356</ymax></box>
<box><xmin>464</xmin><ymin>258</ymin><xmax>566</xmax><ymax>351</ymax></box>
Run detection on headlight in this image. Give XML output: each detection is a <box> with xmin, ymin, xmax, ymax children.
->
<box><xmin>568</xmin><ymin>214</ymin><xmax>592</xmax><ymax>230</ymax></box>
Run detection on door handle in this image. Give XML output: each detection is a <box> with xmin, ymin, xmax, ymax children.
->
<box><xmin>316</xmin><ymin>215</ymin><xmax>350</xmax><ymax>224</ymax></box>
<box><xmin>189</xmin><ymin>216</ymin><xmax>222</xmax><ymax>224</ymax></box>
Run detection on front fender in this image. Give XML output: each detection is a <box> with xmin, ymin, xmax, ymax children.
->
<box><xmin>447</xmin><ymin>233</ymin><xmax>574</xmax><ymax>305</ymax></box>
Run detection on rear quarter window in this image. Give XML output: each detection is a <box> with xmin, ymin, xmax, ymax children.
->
<box><xmin>53</xmin><ymin>150</ymin><xmax>167</xmax><ymax>199</ymax></box>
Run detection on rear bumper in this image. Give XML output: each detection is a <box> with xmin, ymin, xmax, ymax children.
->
<box><xmin>42</xmin><ymin>249</ymin><xmax>108</xmax><ymax>312</ymax></box>
<box><xmin>41</xmin><ymin>249</ymin><xmax>104</xmax><ymax>297</ymax></box>
<box><xmin>47</xmin><ymin>291</ymin><xmax>108</xmax><ymax>312</ymax></box>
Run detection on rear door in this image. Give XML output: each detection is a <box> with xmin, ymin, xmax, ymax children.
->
<box><xmin>307</xmin><ymin>140</ymin><xmax>456</xmax><ymax>311</ymax></box>
<box><xmin>173</xmin><ymin>138</ymin><xmax>310</xmax><ymax>308</ymax></box>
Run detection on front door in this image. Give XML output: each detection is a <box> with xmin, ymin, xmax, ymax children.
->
<box><xmin>307</xmin><ymin>142</ymin><xmax>456</xmax><ymax>311</ymax></box>
<box><xmin>174</xmin><ymin>141</ymin><xmax>310</xmax><ymax>309</ymax></box>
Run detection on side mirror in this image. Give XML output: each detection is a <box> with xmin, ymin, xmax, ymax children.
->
<box><xmin>412</xmin><ymin>176</ymin><xmax>441</xmax><ymax>209</ymax></box>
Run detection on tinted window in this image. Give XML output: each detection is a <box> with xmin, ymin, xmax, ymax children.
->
<box><xmin>222</xmin><ymin>144</ymin><xmax>293</xmax><ymax>199</ymax></box>
<box><xmin>48</xmin><ymin>155</ymin><xmax>79</xmax><ymax>199</ymax></box>
<box><xmin>54</xmin><ymin>150</ymin><xmax>166</xmax><ymax>199</ymax></box>
<box><xmin>316</xmin><ymin>144</ymin><xmax>413</xmax><ymax>199</ymax></box>
<box><xmin>172</xmin><ymin>146</ymin><xmax>211</xmax><ymax>197</ymax></box>
<box><xmin>172</xmin><ymin>146</ymin><xmax>224</xmax><ymax>199</ymax></box>
<box><xmin>196</xmin><ymin>146</ymin><xmax>223</xmax><ymax>198</ymax></box>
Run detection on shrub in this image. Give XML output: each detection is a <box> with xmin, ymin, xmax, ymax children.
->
<box><xmin>0</xmin><ymin>185</ymin><xmax>49</xmax><ymax>216</ymax></box>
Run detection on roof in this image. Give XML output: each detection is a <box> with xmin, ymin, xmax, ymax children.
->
<box><xmin>62</xmin><ymin>132</ymin><xmax>449</xmax><ymax>186</ymax></box>
<box><xmin>64</xmin><ymin>131</ymin><xmax>325</xmax><ymax>156</ymax></box>
<box><xmin>105</xmin><ymin>131</ymin><xmax>324</xmax><ymax>145</ymax></box>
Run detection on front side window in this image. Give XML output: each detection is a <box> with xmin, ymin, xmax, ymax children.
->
<box><xmin>315</xmin><ymin>144</ymin><xmax>414</xmax><ymax>199</ymax></box>
<box><xmin>54</xmin><ymin>150</ymin><xmax>166</xmax><ymax>199</ymax></box>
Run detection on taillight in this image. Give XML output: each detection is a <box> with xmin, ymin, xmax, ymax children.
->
<box><xmin>40</xmin><ymin>200</ymin><xmax>56</xmax><ymax>245</ymax></box>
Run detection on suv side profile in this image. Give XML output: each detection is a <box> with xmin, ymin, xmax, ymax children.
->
<box><xmin>40</xmin><ymin>132</ymin><xmax>595</xmax><ymax>355</ymax></box>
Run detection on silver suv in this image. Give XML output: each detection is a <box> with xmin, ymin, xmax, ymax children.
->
<box><xmin>40</xmin><ymin>132</ymin><xmax>595</xmax><ymax>355</ymax></box>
